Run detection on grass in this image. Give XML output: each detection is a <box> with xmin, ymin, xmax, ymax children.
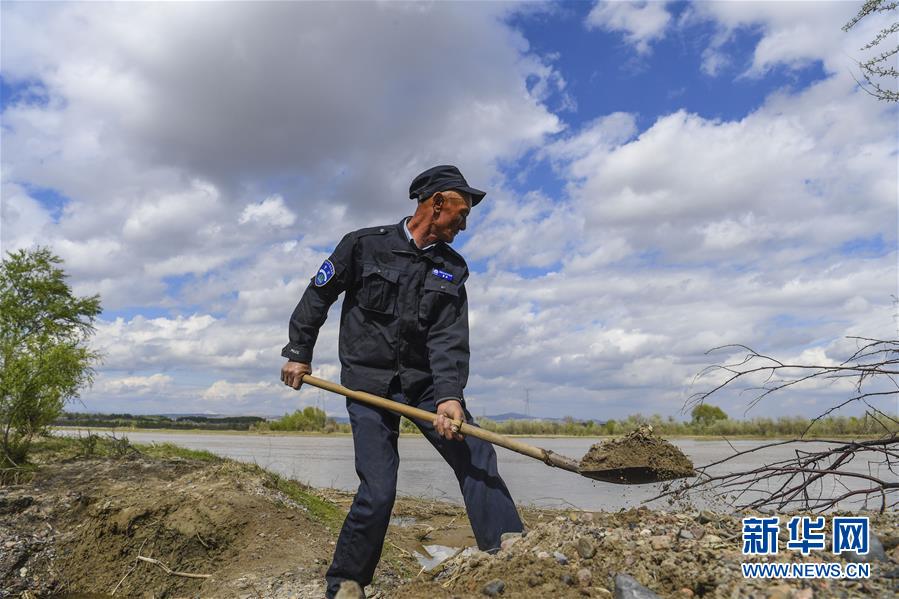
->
<box><xmin>22</xmin><ymin>433</ymin><xmax>348</xmax><ymax>532</ymax></box>
<box><xmin>260</xmin><ymin>468</ymin><xmax>346</xmax><ymax>530</ymax></box>
<box><xmin>138</xmin><ymin>441</ymin><xmax>221</xmax><ymax>462</ymax></box>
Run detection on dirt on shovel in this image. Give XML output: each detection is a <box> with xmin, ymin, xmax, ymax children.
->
<box><xmin>578</xmin><ymin>425</ymin><xmax>694</xmax><ymax>484</ymax></box>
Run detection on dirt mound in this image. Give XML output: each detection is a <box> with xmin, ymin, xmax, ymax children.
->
<box><xmin>395</xmin><ymin>508</ymin><xmax>899</xmax><ymax>598</ymax></box>
<box><xmin>0</xmin><ymin>455</ymin><xmax>360</xmax><ymax>598</ymax></box>
<box><xmin>579</xmin><ymin>425</ymin><xmax>694</xmax><ymax>483</ymax></box>
<box><xmin>4</xmin><ymin>441</ymin><xmax>897</xmax><ymax>599</ymax></box>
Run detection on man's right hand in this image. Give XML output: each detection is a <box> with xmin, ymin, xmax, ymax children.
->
<box><xmin>281</xmin><ymin>361</ymin><xmax>312</xmax><ymax>389</ymax></box>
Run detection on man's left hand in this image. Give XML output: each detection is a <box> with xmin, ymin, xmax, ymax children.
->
<box><xmin>435</xmin><ymin>399</ymin><xmax>465</xmax><ymax>442</ymax></box>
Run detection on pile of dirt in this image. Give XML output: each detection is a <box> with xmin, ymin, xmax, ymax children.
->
<box><xmin>579</xmin><ymin>425</ymin><xmax>694</xmax><ymax>483</ymax></box>
<box><xmin>395</xmin><ymin>508</ymin><xmax>899</xmax><ymax>598</ymax></box>
<box><xmin>0</xmin><ymin>455</ymin><xmax>412</xmax><ymax>598</ymax></box>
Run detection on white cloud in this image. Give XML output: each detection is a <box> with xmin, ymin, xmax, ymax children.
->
<box><xmin>1</xmin><ymin>1</ymin><xmax>563</xmax><ymax>313</ymax></box>
<box><xmin>97</xmin><ymin>373</ymin><xmax>173</xmax><ymax>395</ymax></box>
<box><xmin>239</xmin><ymin>195</ymin><xmax>296</xmax><ymax>228</ymax></box>
<box><xmin>202</xmin><ymin>380</ymin><xmax>281</xmax><ymax>403</ymax></box>
<box><xmin>0</xmin><ymin>183</ymin><xmax>54</xmax><ymax>251</ymax></box>
<box><xmin>1</xmin><ymin>2</ymin><xmax>894</xmax><ymax>421</ymax></box>
<box><xmin>586</xmin><ymin>1</ymin><xmax>672</xmax><ymax>55</ymax></box>
<box><xmin>684</xmin><ymin>2</ymin><xmax>889</xmax><ymax>79</ymax></box>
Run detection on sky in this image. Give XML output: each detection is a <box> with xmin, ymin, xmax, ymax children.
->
<box><xmin>1</xmin><ymin>1</ymin><xmax>896</xmax><ymax>421</ymax></box>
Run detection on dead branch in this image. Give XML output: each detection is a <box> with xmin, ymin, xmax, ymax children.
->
<box><xmin>666</xmin><ymin>337</ymin><xmax>899</xmax><ymax>513</ymax></box>
<box><xmin>136</xmin><ymin>555</ymin><xmax>211</xmax><ymax>579</ymax></box>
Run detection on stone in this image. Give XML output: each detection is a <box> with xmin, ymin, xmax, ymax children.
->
<box><xmin>553</xmin><ymin>551</ymin><xmax>569</xmax><ymax>565</ymax></box>
<box><xmin>577</xmin><ymin>568</ymin><xmax>593</xmax><ymax>587</ymax></box>
<box><xmin>678</xmin><ymin>589</ymin><xmax>694</xmax><ymax>597</ymax></box>
<box><xmin>765</xmin><ymin>585</ymin><xmax>792</xmax><ymax>599</ymax></box>
<box><xmin>678</xmin><ymin>529</ymin><xmax>695</xmax><ymax>540</ymax></box>
<box><xmin>614</xmin><ymin>574</ymin><xmax>661</xmax><ymax>599</ymax></box>
<box><xmin>577</xmin><ymin>537</ymin><xmax>597</xmax><ymax>559</ymax></box>
<box><xmin>537</xmin><ymin>551</ymin><xmax>551</xmax><ymax>560</ymax></box>
<box><xmin>562</xmin><ymin>574</ymin><xmax>575</xmax><ymax>586</ymax></box>
<box><xmin>580</xmin><ymin>512</ymin><xmax>595</xmax><ymax>523</ymax></box>
<box><xmin>697</xmin><ymin>511</ymin><xmax>715</xmax><ymax>524</ymax></box>
<box><xmin>650</xmin><ymin>535</ymin><xmax>672</xmax><ymax>550</ymax></box>
<box><xmin>335</xmin><ymin>580</ymin><xmax>364</xmax><ymax>599</ymax></box>
<box><xmin>595</xmin><ymin>589</ymin><xmax>613</xmax><ymax>598</ymax></box>
<box><xmin>702</xmin><ymin>534</ymin><xmax>722</xmax><ymax>545</ymax></box>
<box><xmin>19</xmin><ymin>567</ymin><xmax>27</xmax><ymax>578</ymax></box>
<box><xmin>791</xmin><ymin>589</ymin><xmax>813</xmax><ymax>599</ymax></box>
<box><xmin>500</xmin><ymin>536</ymin><xmax>520</xmax><ymax>551</ymax></box>
<box><xmin>843</xmin><ymin>533</ymin><xmax>887</xmax><ymax>563</ymax></box>
<box><xmin>880</xmin><ymin>564</ymin><xmax>899</xmax><ymax>579</ymax></box>
<box><xmin>483</xmin><ymin>579</ymin><xmax>505</xmax><ymax>596</ymax></box>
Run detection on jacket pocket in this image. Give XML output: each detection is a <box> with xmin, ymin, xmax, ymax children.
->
<box><xmin>359</xmin><ymin>263</ymin><xmax>400</xmax><ymax>315</ymax></box>
<box><xmin>419</xmin><ymin>276</ymin><xmax>459</xmax><ymax>323</ymax></box>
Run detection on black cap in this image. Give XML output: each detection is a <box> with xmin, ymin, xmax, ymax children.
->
<box><xmin>408</xmin><ymin>165</ymin><xmax>486</xmax><ymax>206</ymax></box>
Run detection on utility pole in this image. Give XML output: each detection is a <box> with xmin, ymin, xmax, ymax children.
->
<box><xmin>525</xmin><ymin>388</ymin><xmax>531</xmax><ymax>418</ymax></box>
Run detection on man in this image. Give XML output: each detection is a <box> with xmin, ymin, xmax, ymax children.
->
<box><xmin>280</xmin><ymin>165</ymin><xmax>523</xmax><ymax>598</ymax></box>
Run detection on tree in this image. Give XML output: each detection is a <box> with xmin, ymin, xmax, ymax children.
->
<box><xmin>690</xmin><ymin>403</ymin><xmax>728</xmax><ymax>426</ymax></box>
<box><xmin>656</xmin><ymin>338</ymin><xmax>898</xmax><ymax>513</ymax></box>
<box><xmin>843</xmin><ymin>0</ymin><xmax>898</xmax><ymax>102</ymax></box>
<box><xmin>0</xmin><ymin>247</ymin><xmax>101</xmax><ymax>468</ymax></box>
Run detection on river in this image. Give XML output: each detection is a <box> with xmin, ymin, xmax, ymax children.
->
<box><xmin>56</xmin><ymin>430</ymin><xmax>894</xmax><ymax>512</ymax></box>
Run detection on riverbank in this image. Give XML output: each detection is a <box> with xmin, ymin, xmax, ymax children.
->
<box><xmin>2</xmin><ymin>437</ymin><xmax>897</xmax><ymax>598</ymax></box>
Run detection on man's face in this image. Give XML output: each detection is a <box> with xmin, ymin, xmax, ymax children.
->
<box><xmin>432</xmin><ymin>191</ymin><xmax>472</xmax><ymax>243</ymax></box>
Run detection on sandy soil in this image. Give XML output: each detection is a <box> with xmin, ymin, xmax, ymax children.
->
<box><xmin>579</xmin><ymin>425</ymin><xmax>695</xmax><ymax>483</ymax></box>
<box><xmin>1</xmin><ymin>448</ymin><xmax>896</xmax><ymax>598</ymax></box>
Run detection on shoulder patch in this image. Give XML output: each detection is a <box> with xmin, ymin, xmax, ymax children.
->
<box><xmin>431</xmin><ymin>268</ymin><xmax>454</xmax><ymax>282</ymax></box>
<box><xmin>314</xmin><ymin>260</ymin><xmax>335</xmax><ymax>287</ymax></box>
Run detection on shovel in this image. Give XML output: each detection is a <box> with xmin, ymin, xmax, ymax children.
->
<box><xmin>299</xmin><ymin>374</ymin><xmax>690</xmax><ymax>484</ymax></box>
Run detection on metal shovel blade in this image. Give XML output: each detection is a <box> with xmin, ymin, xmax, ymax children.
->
<box><xmin>578</xmin><ymin>465</ymin><xmax>694</xmax><ymax>485</ymax></box>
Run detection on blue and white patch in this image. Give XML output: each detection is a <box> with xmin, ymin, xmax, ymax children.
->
<box><xmin>431</xmin><ymin>268</ymin><xmax>454</xmax><ymax>282</ymax></box>
<box><xmin>314</xmin><ymin>260</ymin><xmax>335</xmax><ymax>287</ymax></box>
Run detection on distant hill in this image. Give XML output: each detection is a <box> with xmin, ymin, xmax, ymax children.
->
<box><xmin>486</xmin><ymin>412</ymin><xmax>543</xmax><ymax>422</ymax></box>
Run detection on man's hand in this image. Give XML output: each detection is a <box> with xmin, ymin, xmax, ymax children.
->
<box><xmin>281</xmin><ymin>361</ymin><xmax>311</xmax><ymax>389</ymax></box>
<box><xmin>435</xmin><ymin>399</ymin><xmax>465</xmax><ymax>441</ymax></box>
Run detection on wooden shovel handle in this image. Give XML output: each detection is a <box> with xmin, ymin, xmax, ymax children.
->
<box><xmin>299</xmin><ymin>374</ymin><xmax>579</xmax><ymax>474</ymax></box>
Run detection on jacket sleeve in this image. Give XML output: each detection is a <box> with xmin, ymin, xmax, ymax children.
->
<box><xmin>281</xmin><ymin>233</ymin><xmax>356</xmax><ymax>363</ymax></box>
<box><xmin>427</xmin><ymin>282</ymin><xmax>471</xmax><ymax>406</ymax></box>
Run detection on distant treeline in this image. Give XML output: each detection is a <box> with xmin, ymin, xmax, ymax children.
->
<box><xmin>473</xmin><ymin>413</ymin><xmax>885</xmax><ymax>438</ymax></box>
<box><xmin>58</xmin><ymin>409</ymin><xmax>886</xmax><ymax>437</ymax></box>
<box><xmin>258</xmin><ymin>407</ymin><xmax>884</xmax><ymax>438</ymax></box>
<box><xmin>54</xmin><ymin>412</ymin><xmax>267</xmax><ymax>431</ymax></box>
<box><xmin>252</xmin><ymin>407</ymin><xmax>349</xmax><ymax>433</ymax></box>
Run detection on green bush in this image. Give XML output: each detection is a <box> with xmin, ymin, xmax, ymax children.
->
<box><xmin>0</xmin><ymin>248</ymin><xmax>101</xmax><ymax>467</ymax></box>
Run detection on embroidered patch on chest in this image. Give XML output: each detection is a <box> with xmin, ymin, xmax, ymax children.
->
<box><xmin>431</xmin><ymin>268</ymin><xmax>454</xmax><ymax>282</ymax></box>
<box><xmin>314</xmin><ymin>260</ymin><xmax>335</xmax><ymax>287</ymax></box>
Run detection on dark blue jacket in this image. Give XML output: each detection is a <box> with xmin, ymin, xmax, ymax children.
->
<box><xmin>282</xmin><ymin>219</ymin><xmax>470</xmax><ymax>406</ymax></box>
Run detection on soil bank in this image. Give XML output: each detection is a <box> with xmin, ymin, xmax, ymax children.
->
<box><xmin>1</xmin><ymin>442</ymin><xmax>897</xmax><ymax>598</ymax></box>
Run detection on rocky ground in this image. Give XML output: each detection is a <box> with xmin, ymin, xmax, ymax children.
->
<box><xmin>1</xmin><ymin>438</ymin><xmax>897</xmax><ymax>598</ymax></box>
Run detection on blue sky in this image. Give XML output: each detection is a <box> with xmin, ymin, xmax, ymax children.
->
<box><xmin>2</xmin><ymin>1</ymin><xmax>896</xmax><ymax>421</ymax></box>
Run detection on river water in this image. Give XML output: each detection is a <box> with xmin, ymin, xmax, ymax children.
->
<box><xmin>57</xmin><ymin>430</ymin><xmax>895</xmax><ymax>512</ymax></box>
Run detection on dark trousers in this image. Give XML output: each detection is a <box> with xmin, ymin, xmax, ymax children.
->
<box><xmin>324</xmin><ymin>379</ymin><xmax>523</xmax><ymax>597</ymax></box>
